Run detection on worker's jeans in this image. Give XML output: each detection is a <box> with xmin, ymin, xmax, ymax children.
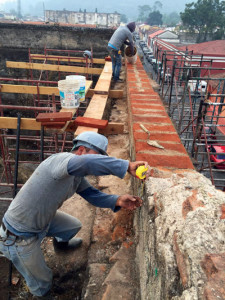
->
<box><xmin>0</xmin><ymin>211</ymin><xmax>82</xmax><ymax>297</ymax></box>
<box><xmin>108</xmin><ymin>46</ymin><xmax>122</xmax><ymax>80</ymax></box>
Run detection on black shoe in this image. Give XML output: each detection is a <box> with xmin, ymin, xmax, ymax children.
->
<box><xmin>115</xmin><ymin>78</ymin><xmax>124</xmax><ymax>83</ymax></box>
<box><xmin>53</xmin><ymin>237</ymin><xmax>82</xmax><ymax>251</ymax></box>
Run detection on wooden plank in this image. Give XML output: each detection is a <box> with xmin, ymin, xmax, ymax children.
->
<box><xmin>0</xmin><ymin>117</ymin><xmax>123</xmax><ymax>135</ymax></box>
<box><xmin>0</xmin><ymin>117</ymin><xmax>41</xmax><ymax>130</ymax></box>
<box><xmin>99</xmin><ymin>123</ymin><xmax>124</xmax><ymax>135</ymax></box>
<box><xmin>86</xmin><ymin>89</ymin><xmax>123</xmax><ymax>99</ymax></box>
<box><xmin>6</xmin><ymin>61</ymin><xmax>103</xmax><ymax>75</ymax></box>
<box><xmin>30</xmin><ymin>54</ymin><xmax>105</xmax><ymax>64</ymax></box>
<box><xmin>74</xmin><ymin>94</ymin><xmax>108</xmax><ymax>135</ymax></box>
<box><xmin>94</xmin><ymin>61</ymin><xmax>112</xmax><ymax>95</ymax></box>
<box><xmin>0</xmin><ymin>80</ymin><xmax>92</xmax><ymax>96</ymax></box>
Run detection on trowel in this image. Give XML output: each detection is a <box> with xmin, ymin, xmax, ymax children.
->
<box><xmin>140</xmin><ymin>124</ymin><xmax>164</xmax><ymax>149</ymax></box>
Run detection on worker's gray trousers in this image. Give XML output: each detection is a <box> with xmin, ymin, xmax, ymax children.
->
<box><xmin>0</xmin><ymin>211</ymin><xmax>82</xmax><ymax>297</ymax></box>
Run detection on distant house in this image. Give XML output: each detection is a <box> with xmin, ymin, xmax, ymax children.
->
<box><xmin>148</xmin><ymin>29</ymin><xmax>179</xmax><ymax>49</ymax></box>
<box><xmin>45</xmin><ymin>10</ymin><xmax>120</xmax><ymax>27</ymax></box>
<box><xmin>0</xmin><ymin>11</ymin><xmax>15</xmax><ymax>20</ymax></box>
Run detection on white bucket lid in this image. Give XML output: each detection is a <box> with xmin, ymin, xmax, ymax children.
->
<box><xmin>66</xmin><ymin>75</ymin><xmax>86</xmax><ymax>81</ymax></box>
<box><xmin>58</xmin><ymin>79</ymin><xmax>80</xmax><ymax>90</ymax></box>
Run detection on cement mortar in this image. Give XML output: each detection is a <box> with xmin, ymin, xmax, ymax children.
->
<box><xmin>135</xmin><ymin>169</ymin><xmax>225</xmax><ymax>300</ymax></box>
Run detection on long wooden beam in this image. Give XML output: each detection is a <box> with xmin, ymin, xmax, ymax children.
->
<box><xmin>0</xmin><ymin>81</ymin><xmax>92</xmax><ymax>95</ymax></box>
<box><xmin>74</xmin><ymin>94</ymin><xmax>108</xmax><ymax>135</ymax></box>
<box><xmin>87</xmin><ymin>89</ymin><xmax>123</xmax><ymax>99</ymax></box>
<box><xmin>0</xmin><ymin>84</ymin><xmax>123</xmax><ymax>99</ymax></box>
<box><xmin>6</xmin><ymin>61</ymin><xmax>103</xmax><ymax>75</ymax></box>
<box><xmin>0</xmin><ymin>117</ymin><xmax>123</xmax><ymax>135</ymax></box>
<box><xmin>30</xmin><ymin>54</ymin><xmax>105</xmax><ymax>64</ymax></box>
<box><xmin>94</xmin><ymin>61</ymin><xmax>112</xmax><ymax>95</ymax></box>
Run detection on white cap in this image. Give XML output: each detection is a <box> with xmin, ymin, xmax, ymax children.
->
<box><xmin>72</xmin><ymin>131</ymin><xmax>108</xmax><ymax>155</ymax></box>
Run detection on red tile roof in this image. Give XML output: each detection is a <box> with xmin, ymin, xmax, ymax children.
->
<box><xmin>177</xmin><ymin>40</ymin><xmax>225</xmax><ymax>55</ymax></box>
<box><xmin>149</xmin><ymin>29</ymin><xmax>165</xmax><ymax>38</ymax></box>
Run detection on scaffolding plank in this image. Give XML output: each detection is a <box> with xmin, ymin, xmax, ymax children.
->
<box><xmin>0</xmin><ymin>81</ymin><xmax>92</xmax><ymax>95</ymax></box>
<box><xmin>74</xmin><ymin>94</ymin><xmax>108</xmax><ymax>135</ymax></box>
<box><xmin>6</xmin><ymin>61</ymin><xmax>102</xmax><ymax>75</ymax></box>
<box><xmin>87</xmin><ymin>89</ymin><xmax>123</xmax><ymax>99</ymax></box>
<box><xmin>0</xmin><ymin>117</ymin><xmax>41</xmax><ymax>130</ymax></box>
<box><xmin>0</xmin><ymin>117</ymin><xmax>123</xmax><ymax>134</ymax></box>
<box><xmin>94</xmin><ymin>61</ymin><xmax>112</xmax><ymax>95</ymax></box>
<box><xmin>30</xmin><ymin>54</ymin><xmax>105</xmax><ymax>64</ymax></box>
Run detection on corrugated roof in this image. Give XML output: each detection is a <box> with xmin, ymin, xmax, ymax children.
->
<box><xmin>177</xmin><ymin>40</ymin><xmax>225</xmax><ymax>55</ymax></box>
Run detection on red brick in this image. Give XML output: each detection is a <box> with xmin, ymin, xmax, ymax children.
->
<box><xmin>173</xmin><ymin>232</ymin><xmax>188</xmax><ymax>287</ymax></box>
<box><xmin>131</xmin><ymin>108</ymin><xmax>167</xmax><ymax>116</ymax></box>
<box><xmin>201</xmin><ymin>253</ymin><xmax>225</xmax><ymax>277</ymax></box>
<box><xmin>141</xmin><ymin>82</ymin><xmax>152</xmax><ymax>88</ymax></box>
<box><xmin>135</xmin><ymin>153</ymin><xmax>194</xmax><ymax>169</ymax></box>
<box><xmin>131</xmin><ymin>103</ymin><xmax>165</xmax><ymax>110</ymax></box>
<box><xmin>134</xmin><ymin>131</ymin><xmax>181</xmax><ymax>142</ymax></box>
<box><xmin>201</xmin><ymin>253</ymin><xmax>225</xmax><ymax>300</ymax></box>
<box><xmin>182</xmin><ymin>190</ymin><xmax>205</xmax><ymax>218</ymax></box>
<box><xmin>133</xmin><ymin>123</ymin><xmax>177</xmax><ymax>133</ymax></box>
<box><xmin>220</xmin><ymin>204</ymin><xmax>225</xmax><ymax>219</ymax></box>
<box><xmin>135</xmin><ymin>141</ymin><xmax>188</xmax><ymax>154</ymax></box>
<box><xmin>140</xmin><ymin>78</ymin><xmax>151</xmax><ymax>83</ymax></box>
<box><xmin>128</xmin><ymin>88</ymin><xmax>155</xmax><ymax>94</ymax></box>
<box><xmin>132</xmin><ymin>115</ymin><xmax>172</xmax><ymax>124</ymax></box>
<box><xmin>130</xmin><ymin>99</ymin><xmax>163</xmax><ymax>105</ymax></box>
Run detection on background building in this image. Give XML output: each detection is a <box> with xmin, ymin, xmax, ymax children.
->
<box><xmin>45</xmin><ymin>9</ymin><xmax>120</xmax><ymax>27</ymax></box>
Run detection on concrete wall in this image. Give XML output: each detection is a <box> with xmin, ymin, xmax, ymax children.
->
<box><xmin>0</xmin><ymin>22</ymin><xmax>113</xmax><ymax>76</ymax></box>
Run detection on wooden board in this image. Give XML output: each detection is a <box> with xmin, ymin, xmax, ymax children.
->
<box><xmin>0</xmin><ymin>81</ymin><xmax>92</xmax><ymax>96</ymax></box>
<box><xmin>74</xmin><ymin>94</ymin><xmax>108</xmax><ymax>136</ymax></box>
<box><xmin>6</xmin><ymin>61</ymin><xmax>102</xmax><ymax>75</ymax></box>
<box><xmin>30</xmin><ymin>54</ymin><xmax>105</xmax><ymax>64</ymax></box>
<box><xmin>94</xmin><ymin>61</ymin><xmax>112</xmax><ymax>95</ymax></box>
<box><xmin>0</xmin><ymin>117</ymin><xmax>124</xmax><ymax>135</ymax></box>
<box><xmin>86</xmin><ymin>89</ymin><xmax>123</xmax><ymax>99</ymax></box>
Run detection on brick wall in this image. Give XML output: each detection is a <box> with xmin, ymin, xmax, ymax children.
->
<box><xmin>126</xmin><ymin>57</ymin><xmax>225</xmax><ymax>300</ymax></box>
<box><xmin>126</xmin><ymin>56</ymin><xmax>194</xmax><ymax>170</ymax></box>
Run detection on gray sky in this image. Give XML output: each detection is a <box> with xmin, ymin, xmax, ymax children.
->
<box><xmin>0</xmin><ymin>0</ymin><xmax>191</xmax><ymax>19</ymax></box>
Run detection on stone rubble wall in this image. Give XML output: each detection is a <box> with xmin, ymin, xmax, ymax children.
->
<box><xmin>126</xmin><ymin>56</ymin><xmax>225</xmax><ymax>300</ymax></box>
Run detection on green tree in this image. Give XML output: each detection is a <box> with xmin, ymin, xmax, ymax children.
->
<box><xmin>180</xmin><ymin>0</ymin><xmax>225</xmax><ymax>42</ymax></box>
<box><xmin>138</xmin><ymin>5</ymin><xmax>152</xmax><ymax>22</ymax></box>
<box><xmin>120</xmin><ymin>14</ymin><xmax>128</xmax><ymax>23</ymax></box>
<box><xmin>163</xmin><ymin>12</ymin><xmax>180</xmax><ymax>26</ymax></box>
<box><xmin>147</xmin><ymin>10</ymin><xmax>163</xmax><ymax>26</ymax></box>
<box><xmin>153</xmin><ymin>1</ymin><xmax>163</xmax><ymax>11</ymax></box>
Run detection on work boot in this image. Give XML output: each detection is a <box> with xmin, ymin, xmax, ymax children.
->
<box><xmin>115</xmin><ymin>78</ymin><xmax>124</xmax><ymax>83</ymax></box>
<box><xmin>53</xmin><ymin>237</ymin><xmax>82</xmax><ymax>251</ymax></box>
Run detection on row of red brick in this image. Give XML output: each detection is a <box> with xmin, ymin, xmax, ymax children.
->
<box><xmin>126</xmin><ymin>57</ymin><xmax>194</xmax><ymax>170</ymax></box>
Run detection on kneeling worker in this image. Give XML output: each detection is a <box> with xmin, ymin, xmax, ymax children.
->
<box><xmin>0</xmin><ymin>131</ymin><xmax>150</xmax><ymax>298</ymax></box>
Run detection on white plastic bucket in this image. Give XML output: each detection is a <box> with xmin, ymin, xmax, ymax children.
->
<box><xmin>125</xmin><ymin>46</ymin><xmax>137</xmax><ymax>64</ymax></box>
<box><xmin>58</xmin><ymin>79</ymin><xmax>80</xmax><ymax>108</ymax></box>
<box><xmin>66</xmin><ymin>75</ymin><xmax>86</xmax><ymax>102</ymax></box>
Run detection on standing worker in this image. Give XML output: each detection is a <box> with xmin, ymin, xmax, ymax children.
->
<box><xmin>0</xmin><ymin>131</ymin><xmax>150</xmax><ymax>298</ymax></box>
<box><xmin>108</xmin><ymin>22</ymin><xmax>136</xmax><ymax>82</ymax></box>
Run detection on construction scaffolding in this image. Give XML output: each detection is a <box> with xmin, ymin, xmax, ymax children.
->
<box><xmin>156</xmin><ymin>49</ymin><xmax>225</xmax><ymax>191</ymax></box>
<box><xmin>0</xmin><ymin>47</ymin><xmax>123</xmax><ymax>199</ymax></box>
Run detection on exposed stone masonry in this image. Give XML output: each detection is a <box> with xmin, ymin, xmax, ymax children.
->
<box><xmin>126</xmin><ymin>57</ymin><xmax>225</xmax><ymax>300</ymax></box>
